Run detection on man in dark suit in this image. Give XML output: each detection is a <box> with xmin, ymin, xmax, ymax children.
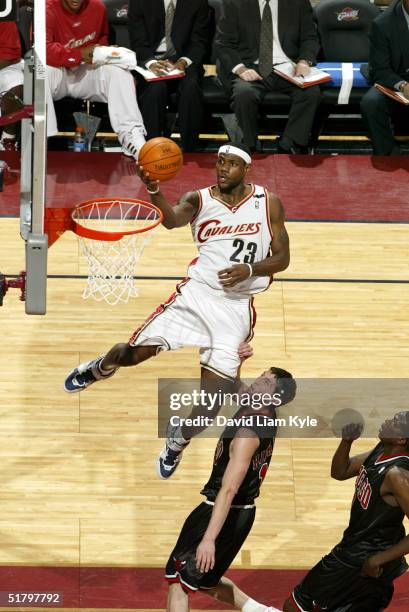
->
<box><xmin>128</xmin><ymin>0</ymin><xmax>211</xmax><ymax>151</ymax></box>
<box><xmin>215</xmin><ymin>0</ymin><xmax>321</xmax><ymax>153</ymax></box>
<box><xmin>361</xmin><ymin>0</ymin><xmax>409</xmax><ymax>155</ymax></box>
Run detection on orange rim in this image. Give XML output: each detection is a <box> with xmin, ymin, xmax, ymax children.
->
<box><xmin>71</xmin><ymin>198</ymin><xmax>164</xmax><ymax>242</ymax></box>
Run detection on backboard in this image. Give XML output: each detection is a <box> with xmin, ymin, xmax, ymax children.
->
<box><xmin>20</xmin><ymin>0</ymin><xmax>48</xmax><ymax>314</ymax></box>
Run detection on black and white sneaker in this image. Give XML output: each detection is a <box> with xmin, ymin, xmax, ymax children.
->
<box><xmin>121</xmin><ymin>130</ymin><xmax>145</xmax><ymax>159</ymax></box>
<box><xmin>64</xmin><ymin>356</ymin><xmax>117</xmax><ymax>393</ymax></box>
<box><xmin>157</xmin><ymin>438</ymin><xmax>190</xmax><ymax>480</ymax></box>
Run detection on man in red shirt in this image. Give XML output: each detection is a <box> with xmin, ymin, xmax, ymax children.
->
<box><xmin>0</xmin><ymin>22</ymin><xmax>24</xmax><ymax>151</ymax></box>
<box><xmin>46</xmin><ymin>0</ymin><xmax>146</xmax><ymax>156</ymax></box>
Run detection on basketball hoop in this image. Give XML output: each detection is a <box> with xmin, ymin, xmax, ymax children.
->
<box><xmin>71</xmin><ymin>198</ymin><xmax>163</xmax><ymax>305</ymax></box>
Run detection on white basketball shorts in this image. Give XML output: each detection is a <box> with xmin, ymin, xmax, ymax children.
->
<box><xmin>0</xmin><ymin>60</ymin><xmax>24</xmax><ymax>94</ymax></box>
<box><xmin>129</xmin><ymin>278</ymin><xmax>256</xmax><ymax>380</ymax></box>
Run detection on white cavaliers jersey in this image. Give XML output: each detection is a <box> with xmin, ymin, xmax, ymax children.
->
<box><xmin>188</xmin><ymin>184</ymin><xmax>274</xmax><ymax>296</ymax></box>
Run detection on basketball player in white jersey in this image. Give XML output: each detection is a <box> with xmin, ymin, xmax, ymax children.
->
<box><xmin>64</xmin><ymin>142</ymin><xmax>290</xmax><ymax>478</ymax></box>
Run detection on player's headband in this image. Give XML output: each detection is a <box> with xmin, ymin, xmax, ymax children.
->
<box><xmin>218</xmin><ymin>145</ymin><xmax>252</xmax><ymax>165</ymax></box>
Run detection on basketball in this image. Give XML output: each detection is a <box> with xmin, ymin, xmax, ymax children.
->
<box><xmin>331</xmin><ymin>408</ymin><xmax>365</xmax><ymax>438</ymax></box>
<box><xmin>138</xmin><ymin>137</ymin><xmax>183</xmax><ymax>182</ymax></box>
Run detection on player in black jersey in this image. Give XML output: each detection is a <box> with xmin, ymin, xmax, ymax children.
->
<box><xmin>284</xmin><ymin>411</ymin><xmax>409</xmax><ymax>612</ymax></box>
<box><xmin>165</xmin><ymin>359</ymin><xmax>296</xmax><ymax>612</ymax></box>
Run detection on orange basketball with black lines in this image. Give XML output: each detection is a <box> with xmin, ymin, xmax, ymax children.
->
<box><xmin>138</xmin><ymin>137</ymin><xmax>183</xmax><ymax>182</ymax></box>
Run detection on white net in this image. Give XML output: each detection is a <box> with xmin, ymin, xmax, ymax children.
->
<box><xmin>72</xmin><ymin>199</ymin><xmax>161</xmax><ymax>305</ymax></box>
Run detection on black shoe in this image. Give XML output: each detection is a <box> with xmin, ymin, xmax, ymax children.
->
<box><xmin>276</xmin><ymin>139</ymin><xmax>306</xmax><ymax>155</ymax></box>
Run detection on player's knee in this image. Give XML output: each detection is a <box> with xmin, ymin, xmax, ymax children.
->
<box><xmin>100</xmin><ymin>64</ymin><xmax>132</xmax><ymax>84</ymax></box>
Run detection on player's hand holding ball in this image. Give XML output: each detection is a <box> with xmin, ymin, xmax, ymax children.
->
<box><xmin>138</xmin><ymin>137</ymin><xmax>183</xmax><ymax>183</ymax></box>
<box><xmin>135</xmin><ymin>163</ymin><xmax>159</xmax><ymax>195</ymax></box>
<box><xmin>341</xmin><ymin>422</ymin><xmax>363</xmax><ymax>442</ymax></box>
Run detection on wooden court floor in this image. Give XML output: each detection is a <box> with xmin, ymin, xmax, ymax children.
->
<box><xmin>0</xmin><ymin>216</ymin><xmax>408</xmax><ymax>610</ymax></box>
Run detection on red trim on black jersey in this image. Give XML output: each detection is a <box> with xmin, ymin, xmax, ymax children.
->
<box><xmin>208</xmin><ymin>183</ymin><xmax>255</xmax><ymax>213</ymax></box>
<box><xmin>375</xmin><ymin>453</ymin><xmax>409</xmax><ymax>463</ymax></box>
<box><xmin>165</xmin><ymin>574</ymin><xmax>198</xmax><ymax>593</ymax></box>
<box><xmin>291</xmin><ymin>592</ymin><xmax>307</xmax><ymax>611</ymax></box>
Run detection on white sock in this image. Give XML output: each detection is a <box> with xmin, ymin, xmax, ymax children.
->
<box><xmin>1</xmin><ymin>131</ymin><xmax>15</xmax><ymax>141</ymax></box>
<box><xmin>169</xmin><ymin>425</ymin><xmax>190</xmax><ymax>447</ymax></box>
<box><xmin>98</xmin><ymin>358</ymin><xmax>116</xmax><ymax>375</ymax></box>
<box><xmin>242</xmin><ymin>598</ymin><xmax>268</xmax><ymax>612</ymax></box>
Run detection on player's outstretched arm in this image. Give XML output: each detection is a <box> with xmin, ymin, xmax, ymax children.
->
<box><xmin>362</xmin><ymin>467</ymin><xmax>409</xmax><ymax>577</ymax></box>
<box><xmin>331</xmin><ymin>423</ymin><xmax>369</xmax><ymax>480</ymax></box>
<box><xmin>233</xmin><ymin>342</ymin><xmax>253</xmax><ymax>396</ymax></box>
<box><xmin>195</xmin><ymin>432</ymin><xmax>259</xmax><ymax>573</ymax></box>
<box><xmin>136</xmin><ymin>164</ymin><xmax>199</xmax><ymax>229</ymax></box>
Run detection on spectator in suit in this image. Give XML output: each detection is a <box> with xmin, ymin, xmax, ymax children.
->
<box><xmin>128</xmin><ymin>0</ymin><xmax>210</xmax><ymax>152</ymax></box>
<box><xmin>0</xmin><ymin>22</ymin><xmax>24</xmax><ymax>151</ymax></box>
<box><xmin>46</xmin><ymin>0</ymin><xmax>146</xmax><ymax>157</ymax></box>
<box><xmin>216</xmin><ymin>0</ymin><xmax>321</xmax><ymax>153</ymax></box>
<box><xmin>361</xmin><ymin>0</ymin><xmax>409</xmax><ymax>155</ymax></box>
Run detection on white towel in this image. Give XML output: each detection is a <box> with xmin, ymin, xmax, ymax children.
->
<box><xmin>338</xmin><ymin>62</ymin><xmax>354</xmax><ymax>105</ymax></box>
<box><xmin>92</xmin><ymin>46</ymin><xmax>137</xmax><ymax>71</ymax></box>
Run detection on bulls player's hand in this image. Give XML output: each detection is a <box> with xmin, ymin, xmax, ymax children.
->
<box><xmin>135</xmin><ymin>163</ymin><xmax>160</xmax><ymax>193</ymax></box>
<box><xmin>80</xmin><ymin>44</ymin><xmax>98</xmax><ymax>64</ymax></box>
<box><xmin>238</xmin><ymin>342</ymin><xmax>253</xmax><ymax>362</ymax></box>
<box><xmin>218</xmin><ymin>264</ymin><xmax>252</xmax><ymax>288</ymax></box>
<box><xmin>361</xmin><ymin>554</ymin><xmax>383</xmax><ymax>578</ymax></box>
<box><xmin>196</xmin><ymin>538</ymin><xmax>215</xmax><ymax>573</ymax></box>
<box><xmin>341</xmin><ymin>423</ymin><xmax>363</xmax><ymax>442</ymax></box>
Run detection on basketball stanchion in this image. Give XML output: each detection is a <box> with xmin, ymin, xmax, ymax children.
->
<box><xmin>45</xmin><ymin>199</ymin><xmax>163</xmax><ymax>306</ymax></box>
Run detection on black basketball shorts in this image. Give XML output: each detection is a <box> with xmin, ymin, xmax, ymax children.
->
<box><xmin>165</xmin><ymin>500</ymin><xmax>256</xmax><ymax>591</ymax></box>
<box><xmin>291</xmin><ymin>551</ymin><xmax>394</xmax><ymax>612</ymax></box>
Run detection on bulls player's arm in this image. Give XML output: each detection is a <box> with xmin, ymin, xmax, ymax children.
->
<box><xmin>232</xmin><ymin>342</ymin><xmax>254</xmax><ymax>396</ymax></box>
<box><xmin>195</xmin><ymin>431</ymin><xmax>260</xmax><ymax>573</ymax></box>
<box><xmin>331</xmin><ymin>423</ymin><xmax>369</xmax><ymax>480</ymax></box>
<box><xmin>362</xmin><ymin>467</ymin><xmax>409</xmax><ymax>577</ymax></box>
<box><xmin>136</xmin><ymin>166</ymin><xmax>199</xmax><ymax>229</ymax></box>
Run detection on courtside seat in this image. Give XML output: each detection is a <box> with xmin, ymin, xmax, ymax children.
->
<box><xmin>311</xmin><ymin>0</ymin><xmax>381</xmax><ymax>141</ymax></box>
<box><xmin>104</xmin><ymin>0</ymin><xmax>130</xmax><ymax>47</ymax></box>
<box><xmin>313</xmin><ymin>0</ymin><xmax>380</xmax><ymax>106</ymax></box>
<box><xmin>202</xmin><ymin>0</ymin><xmax>292</xmax><ymax>142</ymax></box>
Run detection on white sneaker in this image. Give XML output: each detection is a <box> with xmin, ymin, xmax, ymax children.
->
<box><xmin>121</xmin><ymin>129</ymin><xmax>145</xmax><ymax>159</ymax></box>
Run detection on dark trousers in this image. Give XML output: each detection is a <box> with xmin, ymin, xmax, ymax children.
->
<box><xmin>220</xmin><ymin>68</ymin><xmax>321</xmax><ymax>149</ymax></box>
<box><xmin>137</xmin><ymin>65</ymin><xmax>204</xmax><ymax>151</ymax></box>
<box><xmin>361</xmin><ymin>86</ymin><xmax>409</xmax><ymax>155</ymax></box>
